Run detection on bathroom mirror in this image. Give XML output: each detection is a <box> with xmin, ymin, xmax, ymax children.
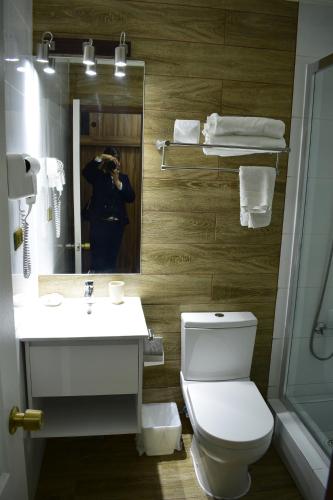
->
<box><xmin>36</xmin><ymin>57</ymin><xmax>144</xmax><ymax>274</ymax></box>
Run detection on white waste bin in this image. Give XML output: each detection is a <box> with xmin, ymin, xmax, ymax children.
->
<box><xmin>136</xmin><ymin>402</ymin><xmax>182</xmax><ymax>456</ymax></box>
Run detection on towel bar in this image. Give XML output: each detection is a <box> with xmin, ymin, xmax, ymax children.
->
<box><xmin>155</xmin><ymin>139</ymin><xmax>290</xmax><ymax>176</ymax></box>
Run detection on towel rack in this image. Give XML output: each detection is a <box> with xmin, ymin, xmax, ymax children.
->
<box><xmin>155</xmin><ymin>140</ymin><xmax>290</xmax><ymax>176</ymax></box>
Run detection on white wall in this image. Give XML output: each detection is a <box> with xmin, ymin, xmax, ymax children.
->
<box><xmin>4</xmin><ymin>0</ymin><xmax>38</xmax><ymax>299</ymax></box>
<box><xmin>4</xmin><ymin>8</ymin><xmax>72</xmax><ymax>293</ymax></box>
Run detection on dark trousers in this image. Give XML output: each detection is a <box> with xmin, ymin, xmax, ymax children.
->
<box><xmin>90</xmin><ymin>220</ymin><xmax>124</xmax><ymax>273</ymax></box>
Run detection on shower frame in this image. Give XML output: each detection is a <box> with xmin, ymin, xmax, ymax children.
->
<box><xmin>269</xmin><ymin>54</ymin><xmax>333</xmax><ymax>500</ymax></box>
<box><xmin>279</xmin><ymin>53</ymin><xmax>333</xmax><ymax>435</ymax></box>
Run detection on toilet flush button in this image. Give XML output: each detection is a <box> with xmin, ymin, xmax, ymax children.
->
<box><xmin>215</xmin><ymin>313</ymin><xmax>224</xmax><ymax>317</ymax></box>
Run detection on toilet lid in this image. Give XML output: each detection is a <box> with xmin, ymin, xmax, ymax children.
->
<box><xmin>187</xmin><ymin>380</ymin><xmax>274</xmax><ymax>450</ymax></box>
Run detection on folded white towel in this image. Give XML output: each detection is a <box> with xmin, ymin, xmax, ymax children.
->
<box><xmin>202</xmin><ymin>133</ymin><xmax>286</xmax><ymax>156</ymax></box>
<box><xmin>239</xmin><ymin>166</ymin><xmax>276</xmax><ymax>229</ymax></box>
<box><xmin>205</xmin><ymin>114</ymin><xmax>285</xmax><ymax>139</ymax></box>
<box><xmin>173</xmin><ymin>119</ymin><xmax>200</xmax><ymax>144</ymax></box>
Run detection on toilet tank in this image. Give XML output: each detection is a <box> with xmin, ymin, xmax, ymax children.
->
<box><xmin>181</xmin><ymin>312</ymin><xmax>257</xmax><ymax>381</ymax></box>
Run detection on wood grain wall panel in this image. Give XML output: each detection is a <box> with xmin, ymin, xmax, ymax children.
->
<box><xmin>142</xmin><ymin>212</ymin><xmax>216</xmax><ymax>243</ymax></box>
<box><xmin>35</xmin><ymin>0</ymin><xmax>298</xmax><ymax>405</ymax></box>
<box><xmin>143</xmin><ymin>387</ymin><xmax>183</xmax><ymax>407</ymax></box>
<box><xmin>119</xmin><ymin>0</ymin><xmax>298</xmax><ymax>18</ymax></box>
<box><xmin>34</xmin><ymin>0</ymin><xmax>226</xmax><ymax>44</ymax></box>
<box><xmin>132</xmin><ymin>39</ymin><xmax>295</xmax><ymax>84</ymax></box>
<box><xmin>70</xmin><ymin>65</ymin><xmax>143</xmax><ymax>108</ymax></box>
<box><xmin>145</xmin><ymin>75</ymin><xmax>222</xmax><ymax>114</ymax></box>
<box><xmin>215</xmin><ymin>210</ymin><xmax>283</xmax><ymax>245</ymax></box>
<box><xmin>222</xmin><ymin>81</ymin><xmax>293</xmax><ymax>118</ymax></box>
<box><xmin>143</xmin><ymin>178</ymin><xmax>240</xmax><ymax>213</ymax></box>
<box><xmin>142</xmin><ymin>243</ymin><xmax>280</xmax><ymax>275</ymax></box>
<box><xmin>142</xmin><ymin>305</ymin><xmax>182</xmax><ymax>333</ymax></box>
<box><xmin>142</xmin><ymin>303</ymin><xmax>276</xmax><ymax>336</ymax></box>
<box><xmin>143</xmin><ymin>177</ymin><xmax>285</xmax><ymax>213</ymax></box>
<box><xmin>39</xmin><ymin>274</ymin><xmax>213</xmax><ymax>304</ymax></box>
<box><xmin>225</xmin><ymin>11</ymin><xmax>297</xmax><ymax>52</ymax></box>
<box><xmin>143</xmin><ymin>359</ymin><xmax>180</xmax><ymax>389</ymax></box>
<box><xmin>89</xmin><ymin>113</ymin><xmax>142</xmax><ymax>140</ymax></box>
<box><xmin>212</xmin><ymin>274</ymin><xmax>278</xmax><ymax>303</ymax></box>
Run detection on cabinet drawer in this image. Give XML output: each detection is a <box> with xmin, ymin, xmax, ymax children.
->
<box><xmin>29</xmin><ymin>344</ymin><xmax>138</xmax><ymax>397</ymax></box>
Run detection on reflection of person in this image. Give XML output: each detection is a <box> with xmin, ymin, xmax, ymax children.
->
<box><xmin>82</xmin><ymin>146</ymin><xmax>135</xmax><ymax>272</ymax></box>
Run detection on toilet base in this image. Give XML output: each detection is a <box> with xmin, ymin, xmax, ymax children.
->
<box><xmin>190</xmin><ymin>436</ymin><xmax>251</xmax><ymax>499</ymax></box>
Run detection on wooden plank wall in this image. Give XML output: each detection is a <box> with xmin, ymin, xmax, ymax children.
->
<box><xmin>69</xmin><ymin>64</ymin><xmax>144</xmax><ymax>108</ymax></box>
<box><xmin>35</xmin><ymin>0</ymin><xmax>298</xmax><ymax>405</ymax></box>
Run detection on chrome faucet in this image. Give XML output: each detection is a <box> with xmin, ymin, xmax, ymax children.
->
<box><xmin>84</xmin><ymin>280</ymin><xmax>94</xmax><ymax>314</ymax></box>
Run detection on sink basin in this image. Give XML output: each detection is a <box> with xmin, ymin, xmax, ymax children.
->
<box><xmin>15</xmin><ymin>297</ymin><xmax>148</xmax><ymax>341</ymax></box>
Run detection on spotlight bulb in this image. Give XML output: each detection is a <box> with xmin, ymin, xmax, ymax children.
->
<box><xmin>114</xmin><ymin>66</ymin><xmax>125</xmax><ymax>78</ymax></box>
<box><xmin>16</xmin><ymin>64</ymin><xmax>26</xmax><ymax>73</ymax></box>
<box><xmin>43</xmin><ymin>58</ymin><xmax>56</xmax><ymax>74</ymax></box>
<box><xmin>86</xmin><ymin>65</ymin><xmax>97</xmax><ymax>76</ymax></box>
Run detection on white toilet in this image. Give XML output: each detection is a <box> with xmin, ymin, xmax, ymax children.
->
<box><xmin>180</xmin><ymin>312</ymin><xmax>274</xmax><ymax>500</ymax></box>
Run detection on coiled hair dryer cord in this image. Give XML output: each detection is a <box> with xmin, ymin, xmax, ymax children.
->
<box><xmin>20</xmin><ymin>204</ymin><xmax>32</xmax><ymax>279</ymax></box>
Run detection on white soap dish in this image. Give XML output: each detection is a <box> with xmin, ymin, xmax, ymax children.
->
<box><xmin>40</xmin><ymin>293</ymin><xmax>64</xmax><ymax>307</ymax></box>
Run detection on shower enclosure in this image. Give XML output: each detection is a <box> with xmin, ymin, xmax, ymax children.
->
<box><xmin>284</xmin><ymin>55</ymin><xmax>333</xmax><ymax>458</ymax></box>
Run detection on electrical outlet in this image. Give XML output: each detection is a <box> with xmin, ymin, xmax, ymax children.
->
<box><xmin>13</xmin><ymin>228</ymin><xmax>23</xmax><ymax>250</ymax></box>
<box><xmin>47</xmin><ymin>207</ymin><xmax>53</xmax><ymax>221</ymax></box>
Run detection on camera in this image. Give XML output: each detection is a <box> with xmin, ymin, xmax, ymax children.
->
<box><xmin>104</xmin><ymin>160</ymin><xmax>118</xmax><ymax>172</ymax></box>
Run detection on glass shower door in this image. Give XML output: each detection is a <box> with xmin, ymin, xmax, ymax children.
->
<box><xmin>285</xmin><ymin>60</ymin><xmax>333</xmax><ymax>456</ymax></box>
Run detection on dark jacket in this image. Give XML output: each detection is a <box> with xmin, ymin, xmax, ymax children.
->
<box><xmin>83</xmin><ymin>160</ymin><xmax>135</xmax><ymax>224</ymax></box>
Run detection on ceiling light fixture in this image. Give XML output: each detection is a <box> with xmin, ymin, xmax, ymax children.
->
<box><xmin>16</xmin><ymin>63</ymin><xmax>26</xmax><ymax>73</ymax></box>
<box><xmin>115</xmin><ymin>32</ymin><xmax>127</xmax><ymax>67</ymax></box>
<box><xmin>85</xmin><ymin>64</ymin><xmax>97</xmax><ymax>76</ymax></box>
<box><xmin>82</xmin><ymin>39</ymin><xmax>95</xmax><ymax>66</ymax></box>
<box><xmin>43</xmin><ymin>58</ymin><xmax>56</xmax><ymax>75</ymax></box>
<box><xmin>36</xmin><ymin>31</ymin><xmax>55</xmax><ymax>63</ymax></box>
<box><xmin>114</xmin><ymin>65</ymin><xmax>125</xmax><ymax>78</ymax></box>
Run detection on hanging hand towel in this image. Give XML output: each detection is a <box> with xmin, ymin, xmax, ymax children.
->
<box><xmin>202</xmin><ymin>132</ymin><xmax>286</xmax><ymax>156</ymax></box>
<box><xmin>239</xmin><ymin>166</ymin><xmax>276</xmax><ymax>229</ymax></box>
<box><xmin>204</xmin><ymin>114</ymin><xmax>285</xmax><ymax>139</ymax></box>
<box><xmin>173</xmin><ymin>119</ymin><xmax>200</xmax><ymax>144</ymax></box>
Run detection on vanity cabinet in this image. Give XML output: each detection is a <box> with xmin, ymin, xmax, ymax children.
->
<box><xmin>18</xmin><ymin>297</ymin><xmax>147</xmax><ymax>438</ymax></box>
<box><xmin>28</xmin><ymin>342</ymin><xmax>139</xmax><ymax>397</ymax></box>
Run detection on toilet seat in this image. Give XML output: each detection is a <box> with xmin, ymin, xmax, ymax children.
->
<box><xmin>187</xmin><ymin>380</ymin><xmax>274</xmax><ymax>450</ymax></box>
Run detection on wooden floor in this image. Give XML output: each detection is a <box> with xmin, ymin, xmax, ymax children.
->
<box><xmin>35</xmin><ymin>418</ymin><xmax>303</xmax><ymax>500</ymax></box>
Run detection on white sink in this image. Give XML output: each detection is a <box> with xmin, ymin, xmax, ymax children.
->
<box><xmin>16</xmin><ymin>296</ymin><xmax>148</xmax><ymax>341</ymax></box>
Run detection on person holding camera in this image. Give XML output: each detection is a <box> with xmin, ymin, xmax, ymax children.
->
<box><xmin>82</xmin><ymin>146</ymin><xmax>135</xmax><ymax>272</ymax></box>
